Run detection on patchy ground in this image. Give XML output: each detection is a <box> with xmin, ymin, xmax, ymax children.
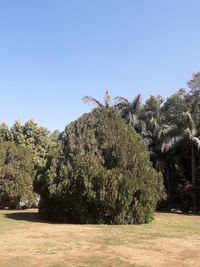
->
<box><xmin>0</xmin><ymin>210</ymin><xmax>200</xmax><ymax>267</ymax></box>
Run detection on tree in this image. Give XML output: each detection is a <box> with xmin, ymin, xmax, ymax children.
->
<box><xmin>0</xmin><ymin>120</ymin><xmax>55</xmax><ymax>202</ymax></box>
<box><xmin>10</xmin><ymin>119</ymin><xmax>53</xmax><ymax>169</ymax></box>
<box><xmin>161</xmin><ymin>89</ymin><xmax>188</xmax><ymax>125</ymax></box>
<box><xmin>141</xmin><ymin>95</ymin><xmax>164</xmax><ymax>146</ymax></box>
<box><xmin>141</xmin><ymin>114</ymin><xmax>173</xmax><ymax>210</ymax></box>
<box><xmin>38</xmin><ymin>108</ymin><xmax>164</xmax><ymax>224</ymax></box>
<box><xmin>187</xmin><ymin>72</ymin><xmax>200</xmax><ymax>129</ymax></box>
<box><xmin>82</xmin><ymin>91</ymin><xmax>112</xmax><ymax>108</ymax></box>
<box><xmin>10</xmin><ymin>120</ymin><xmax>24</xmax><ymax>145</ymax></box>
<box><xmin>0</xmin><ymin>123</ymin><xmax>12</xmax><ymax>142</ymax></box>
<box><xmin>161</xmin><ymin>111</ymin><xmax>200</xmax><ymax>213</ymax></box>
<box><xmin>188</xmin><ymin>72</ymin><xmax>200</xmax><ymax>93</ymax></box>
<box><xmin>83</xmin><ymin>92</ymin><xmax>145</xmax><ymax>134</ymax></box>
<box><xmin>0</xmin><ymin>142</ymin><xmax>35</xmax><ymax>209</ymax></box>
<box><xmin>142</xmin><ymin>95</ymin><xmax>163</xmax><ymax>126</ymax></box>
<box><xmin>115</xmin><ymin>94</ymin><xmax>146</xmax><ymax>134</ymax></box>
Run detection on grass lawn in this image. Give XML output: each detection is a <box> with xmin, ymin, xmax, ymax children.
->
<box><xmin>0</xmin><ymin>210</ymin><xmax>200</xmax><ymax>267</ymax></box>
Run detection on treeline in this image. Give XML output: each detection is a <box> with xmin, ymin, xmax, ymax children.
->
<box><xmin>83</xmin><ymin>72</ymin><xmax>200</xmax><ymax>213</ymax></box>
<box><xmin>0</xmin><ymin>71</ymin><xmax>200</xmax><ymax>215</ymax></box>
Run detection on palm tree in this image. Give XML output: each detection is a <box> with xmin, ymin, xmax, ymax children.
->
<box><xmin>114</xmin><ymin>94</ymin><xmax>146</xmax><ymax>135</ymax></box>
<box><xmin>143</xmin><ymin>117</ymin><xmax>174</xmax><ymax>210</ymax></box>
<box><xmin>161</xmin><ymin>111</ymin><xmax>200</xmax><ymax>213</ymax></box>
<box><xmin>82</xmin><ymin>91</ymin><xmax>112</xmax><ymax>108</ymax></box>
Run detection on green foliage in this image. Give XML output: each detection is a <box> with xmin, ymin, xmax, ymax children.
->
<box><xmin>39</xmin><ymin>108</ymin><xmax>164</xmax><ymax>224</ymax></box>
<box><xmin>188</xmin><ymin>72</ymin><xmax>200</xmax><ymax>93</ymax></box>
<box><xmin>141</xmin><ymin>81</ymin><xmax>200</xmax><ymax>213</ymax></box>
<box><xmin>0</xmin><ymin>120</ymin><xmax>56</xmax><ymax>209</ymax></box>
<box><xmin>0</xmin><ymin>123</ymin><xmax>12</xmax><ymax>142</ymax></box>
<box><xmin>0</xmin><ymin>142</ymin><xmax>35</xmax><ymax>209</ymax></box>
<box><xmin>115</xmin><ymin>94</ymin><xmax>145</xmax><ymax>135</ymax></box>
<box><xmin>161</xmin><ymin>89</ymin><xmax>188</xmax><ymax>125</ymax></box>
<box><xmin>11</xmin><ymin>119</ymin><xmax>52</xmax><ymax>168</ymax></box>
<box><xmin>0</xmin><ymin>119</ymin><xmax>54</xmax><ymax>180</ymax></box>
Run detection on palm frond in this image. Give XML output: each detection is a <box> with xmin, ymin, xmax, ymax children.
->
<box><xmin>130</xmin><ymin>94</ymin><xmax>142</xmax><ymax>113</ymax></box>
<box><xmin>114</xmin><ymin>96</ymin><xmax>129</xmax><ymax>105</ymax></box>
<box><xmin>159</xmin><ymin>124</ymin><xmax>179</xmax><ymax>138</ymax></box>
<box><xmin>82</xmin><ymin>96</ymin><xmax>103</xmax><ymax>107</ymax></box>
<box><xmin>150</xmin><ymin>117</ymin><xmax>159</xmax><ymax>133</ymax></box>
<box><xmin>159</xmin><ymin>124</ymin><xmax>183</xmax><ymax>152</ymax></box>
<box><xmin>161</xmin><ymin>135</ymin><xmax>182</xmax><ymax>152</ymax></box>
<box><xmin>183</xmin><ymin>112</ymin><xmax>196</xmax><ymax>135</ymax></box>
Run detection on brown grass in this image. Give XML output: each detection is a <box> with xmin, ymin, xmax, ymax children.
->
<box><xmin>0</xmin><ymin>210</ymin><xmax>200</xmax><ymax>267</ymax></box>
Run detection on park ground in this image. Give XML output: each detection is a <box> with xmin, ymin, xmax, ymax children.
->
<box><xmin>0</xmin><ymin>210</ymin><xmax>200</xmax><ymax>267</ymax></box>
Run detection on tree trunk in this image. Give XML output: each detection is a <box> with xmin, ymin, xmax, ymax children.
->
<box><xmin>191</xmin><ymin>144</ymin><xmax>197</xmax><ymax>213</ymax></box>
<box><xmin>166</xmin><ymin>166</ymin><xmax>170</xmax><ymax>211</ymax></box>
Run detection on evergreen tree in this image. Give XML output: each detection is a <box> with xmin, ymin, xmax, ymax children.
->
<box><xmin>38</xmin><ymin>108</ymin><xmax>164</xmax><ymax>224</ymax></box>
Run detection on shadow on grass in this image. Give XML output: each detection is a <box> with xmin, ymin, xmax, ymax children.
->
<box><xmin>4</xmin><ymin>211</ymin><xmax>63</xmax><ymax>224</ymax></box>
<box><xmin>5</xmin><ymin>212</ymin><xmax>86</xmax><ymax>224</ymax></box>
<box><xmin>5</xmin><ymin>212</ymin><xmax>44</xmax><ymax>223</ymax></box>
<box><xmin>5</xmin><ymin>210</ymin><xmax>199</xmax><ymax>225</ymax></box>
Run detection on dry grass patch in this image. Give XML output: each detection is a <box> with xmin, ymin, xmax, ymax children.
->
<box><xmin>0</xmin><ymin>210</ymin><xmax>200</xmax><ymax>267</ymax></box>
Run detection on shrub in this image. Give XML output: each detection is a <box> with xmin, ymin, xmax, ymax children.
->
<box><xmin>38</xmin><ymin>108</ymin><xmax>164</xmax><ymax>224</ymax></box>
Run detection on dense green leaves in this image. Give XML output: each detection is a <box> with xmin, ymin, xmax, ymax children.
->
<box><xmin>0</xmin><ymin>142</ymin><xmax>35</xmax><ymax>209</ymax></box>
<box><xmin>38</xmin><ymin>108</ymin><xmax>164</xmax><ymax>224</ymax></box>
<box><xmin>0</xmin><ymin>120</ymin><xmax>58</xmax><ymax>209</ymax></box>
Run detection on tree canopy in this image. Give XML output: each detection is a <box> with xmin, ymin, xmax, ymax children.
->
<box><xmin>38</xmin><ymin>108</ymin><xmax>164</xmax><ymax>224</ymax></box>
<box><xmin>0</xmin><ymin>142</ymin><xmax>35</xmax><ymax>209</ymax></box>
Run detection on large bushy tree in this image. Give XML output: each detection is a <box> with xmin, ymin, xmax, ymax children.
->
<box><xmin>38</xmin><ymin>108</ymin><xmax>164</xmax><ymax>224</ymax></box>
<box><xmin>0</xmin><ymin>142</ymin><xmax>35</xmax><ymax>209</ymax></box>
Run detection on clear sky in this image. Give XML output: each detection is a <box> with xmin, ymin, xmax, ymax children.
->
<box><xmin>0</xmin><ymin>0</ymin><xmax>200</xmax><ymax>131</ymax></box>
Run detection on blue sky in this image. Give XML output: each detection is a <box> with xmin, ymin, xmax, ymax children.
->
<box><xmin>0</xmin><ymin>0</ymin><xmax>200</xmax><ymax>131</ymax></box>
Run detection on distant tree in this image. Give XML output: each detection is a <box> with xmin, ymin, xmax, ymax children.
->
<box><xmin>142</xmin><ymin>95</ymin><xmax>163</xmax><ymax>125</ymax></box>
<box><xmin>114</xmin><ymin>94</ymin><xmax>146</xmax><ymax>134</ymax></box>
<box><xmin>10</xmin><ymin>119</ymin><xmax>52</xmax><ymax>168</ymax></box>
<box><xmin>38</xmin><ymin>108</ymin><xmax>164</xmax><ymax>224</ymax></box>
<box><xmin>187</xmin><ymin>72</ymin><xmax>200</xmax><ymax>128</ymax></box>
<box><xmin>141</xmin><ymin>95</ymin><xmax>164</xmax><ymax>145</ymax></box>
<box><xmin>0</xmin><ymin>123</ymin><xmax>12</xmax><ymax>142</ymax></box>
<box><xmin>0</xmin><ymin>142</ymin><xmax>35</xmax><ymax>209</ymax></box>
<box><xmin>0</xmin><ymin>120</ymin><xmax>55</xmax><ymax>200</ymax></box>
<box><xmin>10</xmin><ymin>120</ymin><xmax>24</xmax><ymax>145</ymax></box>
<box><xmin>161</xmin><ymin>89</ymin><xmax>188</xmax><ymax>125</ymax></box>
<box><xmin>188</xmin><ymin>72</ymin><xmax>200</xmax><ymax>93</ymax></box>
<box><xmin>161</xmin><ymin>111</ymin><xmax>200</xmax><ymax>213</ymax></box>
<box><xmin>82</xmin><ymin>91</ymin><xmax>112</xmax><ymax>108</ymax></box>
